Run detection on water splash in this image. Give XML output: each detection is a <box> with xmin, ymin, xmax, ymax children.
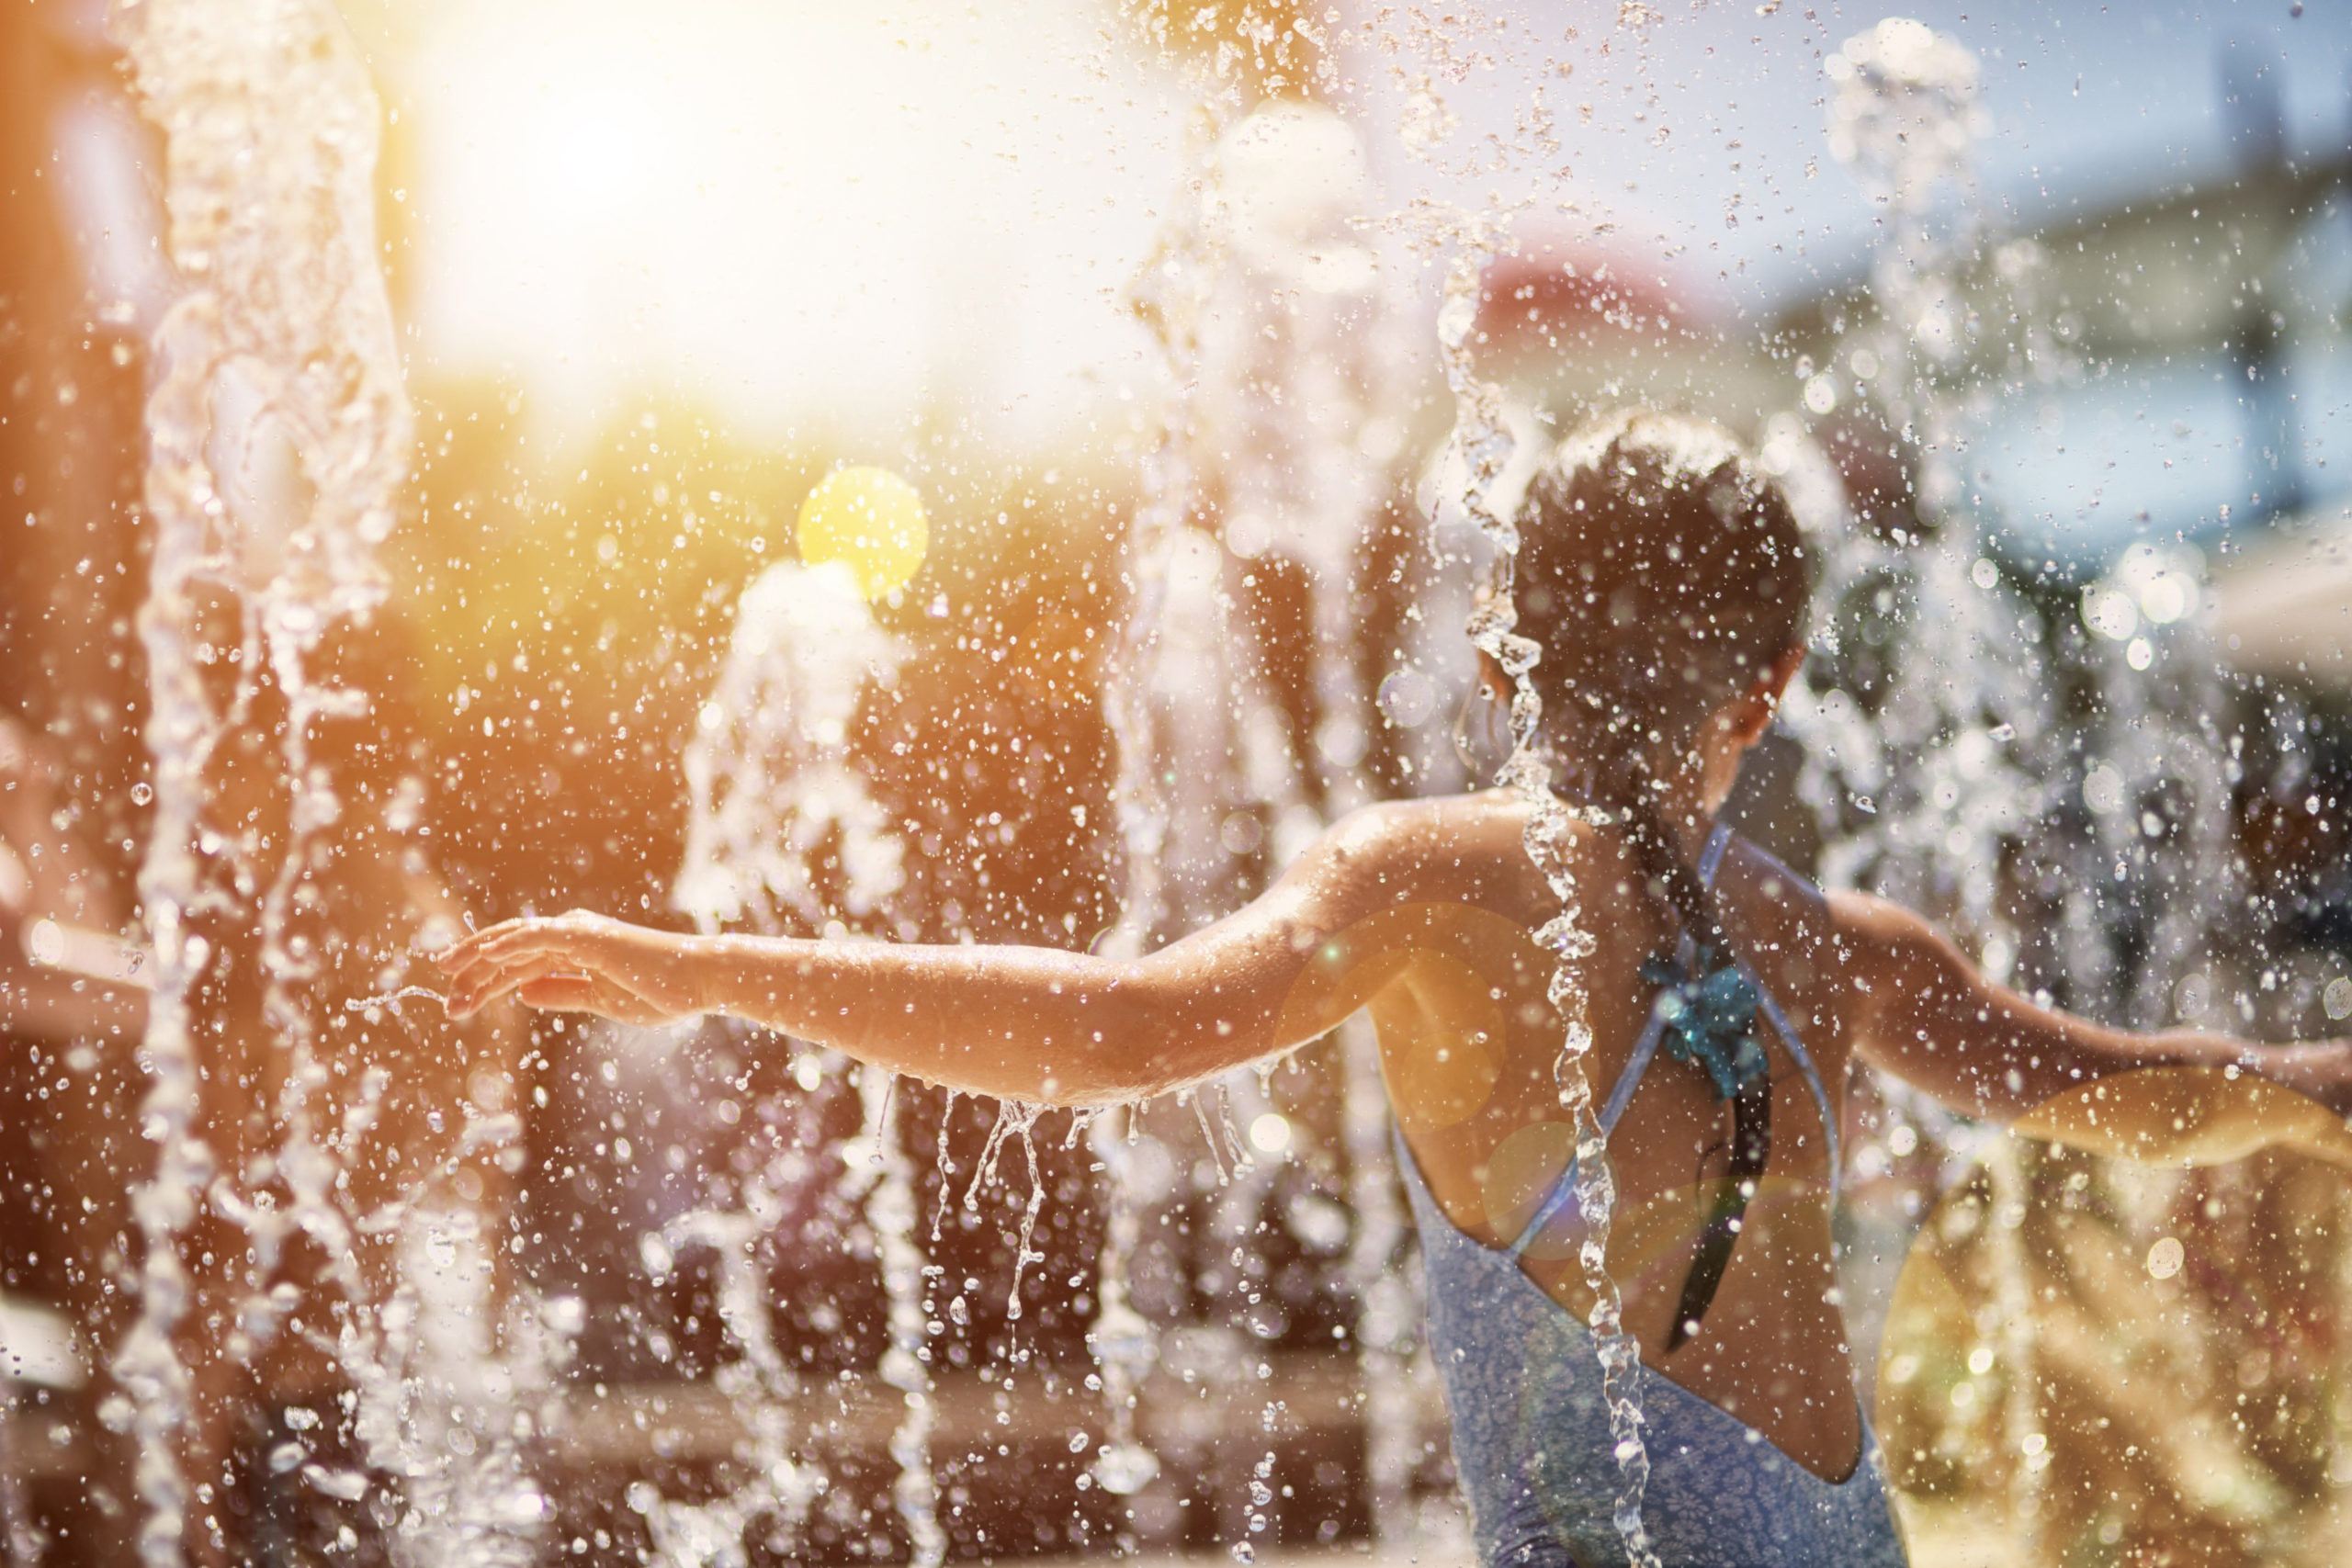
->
<box><xmin>1786</xmin><ymin>17</ymin><xmax>2048</xmax><ymax>954</ymax></box>
<box><xmin>345</xmin><ymin>986</ymin><xmax>447</xmax><ymax>1014</ymax></box>
<box><xmin>344</xmin><ymin>1205</ymin><xmax>560</xmax><ymax>1568</ymax></box>
<box><xmin>1090</xmin><ymin>78</ymin><xmax>1227</xmax><ymax>1516</ymax></box>
<box><xmin>847</xmin><ymin>1068</ymin><xmax>948</xmax><ymax>1567</ymax></box>
<box><xmin>1789</xmin><ymin>28</ymin><xmax>2254</xmax><ymax>1551</ymax></box>
<box><xmin>107</xmin><ymin>0</ymin><xmax>410</xmax><ymax>1560</ymax></box>
<box><xmin>643</xmin><ymin>1176</ymin><xmax>821</xmax><ymax>1565</ymax></box>
<box><xmin>1336</xmin><ymin>1012</ymin><xmax>1418</xmax><ymax>1528</ymax></box>
<box><xmin>1794</xmin><ymin>14</ymin><xmax>2246</xmax><ymax>1090</ymax></box>
<box><xmin>661</xmin><ymin>555</ymin><xmax>919</xmax><ymax>1559</ymax></box>
<box><xmin>1083</xmin><ymin>1107</ymin><xmax>1162</xmax><ymax>1498</ymax></box>
<box><xmin>1102</xmin><ymin>54</ymin><xmax>1435</xmax><ymax>1538</ymax></box>
<box><xmin>674</xmin><ymin>558</ymin><xmax>905</xmax><ymax>934</ymax></box>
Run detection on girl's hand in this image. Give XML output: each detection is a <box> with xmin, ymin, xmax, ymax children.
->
<box><xmin>435</xmin><ymin>911</ymin><xmax>702</xmax><ymax>1026</ymax></box>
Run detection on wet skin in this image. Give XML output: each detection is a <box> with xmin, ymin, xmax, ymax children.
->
<box><xmin>438</xmin><ymin>694</ymin><xmax>2352</xmax><ymax>1484</ymax></box>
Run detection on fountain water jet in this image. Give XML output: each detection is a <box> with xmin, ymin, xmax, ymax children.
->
<box><xmin>1100</xmin><ymin>50</ymin><xmax>1453</xmax><ymax>1543</ymax></box>
<box><xmin>1788</xmin><ymin>19</ymin><xmax>2257</xmax><ymax>1553</ymax></box>
<box><xmin>663</xmin><ymin>554</ymin><xmax>937</xmax><ymax>1562</ymax></box>
<box><xmin>106</xmin><ymin>0</ymin><xmax>415</xmax><ymax>1561</ymax></box>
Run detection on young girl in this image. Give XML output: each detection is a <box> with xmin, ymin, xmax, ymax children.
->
<box><xmin>439</xmin><ymin>408</ymin><xmax>2352</xmax><ymax>1566</ymax></box>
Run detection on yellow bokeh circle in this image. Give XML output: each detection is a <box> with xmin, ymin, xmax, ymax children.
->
<box><xmin>796</xmin><ymin>467</ymin><xmax>929</xmax><ymax>602</ymax></box>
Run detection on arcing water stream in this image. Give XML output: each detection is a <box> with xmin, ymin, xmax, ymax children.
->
<box><xmin>1430</xmin><ymin>238</ymin><xmax>1654</xmax><ymax>1566</ymax></box>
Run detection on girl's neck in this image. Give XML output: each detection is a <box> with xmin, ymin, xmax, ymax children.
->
<box><xmin>1543</xmin><ymin>750</ymin><xmax>1718</xmax><ymax>859</ymax></box>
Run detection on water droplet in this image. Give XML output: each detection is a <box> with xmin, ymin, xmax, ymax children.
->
<box><xmin>1091</xmin><ymin>1441</ymin><xmax>1160</xmax><ymax>1495</ymax></box>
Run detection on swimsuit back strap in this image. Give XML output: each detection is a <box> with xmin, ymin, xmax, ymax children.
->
<box><xmin>1737</xmin><ymin>964</ymin><xmax>1840</xmax><ymax>1190</ymax></box>
<box><xmin>1506</xmin><ymin>1003</ymin><xmax>1667</xmax><ymax>1258</ymax></box>
<box><xmin>1508</xmin><ymin>827</ymin><xmax>1733</xmax><ymax>1258</ymax></box>
<box><xmin>1507</xmin><ymin>819</ymin><xmax>1840</xmax><ymax>1257</ymax></box>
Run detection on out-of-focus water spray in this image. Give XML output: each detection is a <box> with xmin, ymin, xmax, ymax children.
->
<box><xmin>1787</xmin><ymin>17</ymin><xmax>2049</xmax><ymax>953</ymax></box>
<box><xmin>1102</xmin><ymin>42</ymin><xmax>1435</xmax><ymax>1539</ymax></box>
<box><xmin>638</xmin><ymin>1185</ymin><xmax>820</xmax><ymax>1566</ymax></box>
<box><xmin>106</xmin><ymin>0</ymin><xmax>410</xmax><ymax>1562</ymax></box>
<box><xmin>676</xmin><ymin>559</ymin><xmax>905</xmax><ymax>935</ymax></box>
<box><xmin>1092</xmin><ymin>71</ymin><xmax>1224</xmax><ymax>1520</ymax></box>
<box><xmin>343</xmin><ymin>1207</ymin><xmax>562</xmax><ymax>1568</ymax></box>
<box><xmin>1083</xmin><ymin>1109</ymin><xmax>1164</xmax><ymax>1501</ymax></box>
<box><xmin>1792</xmin><ymin>21</ymin><xmax>2253</xmax><ymax>1551</ymax></box>
<box><xmin>849</xmin><ymin>1068</ymin><xmax>948</xmax><ymax>1568</ymax></box>
<box><xmin>667</xmin><ymin>560</ymin><xmax>938</xmax><ymax>1562</ymax></box>
<box><xmin>1795</xmin><ymin>17</ymin><xmax>2244</xmax><ymax>1010</ymax></box>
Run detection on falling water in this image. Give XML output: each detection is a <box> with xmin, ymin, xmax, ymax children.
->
<box><xmin>1102</xmin><ymin>35</ymin><xmax>1444</xmax><ymax>1540</ymax></box>
<box><xmin>106</xmin><ymin>0</ymin><xmax>411</xmax><ymax>1562</ymax></box>
<box><xmin>1335</xmin><ymin>1013</ymin><xmax>1418</xmax><ymax>1529</ymax></box>
<box><xmin>639</xmin><ymin>1180</ymin><xmax>820</xmax><ymax>1566</ymax></box>
<box><xmin>848</xmin><ymin>1069</ymin><xmax>948</xmax><ymax>1568</ymax></box>
<box><xmin>1431</xmin><ymin>243</ymin><xmax>1656</xmax><ymax>1567</ymax></box>
<box><xmin>1783</xmin><ymin>17</ymin><xmax>2052</xmax><ymax>957</ymax></box>
<box><xmin>1091</xmin><ymin>55</ymin><xmax>1220</xmax><ymax>1516</ymax></box>
<box><xmin>674</xmin><ymin>558</ymin><xmax>906</xmax><ymax>935</ymax></box>
<box><xmin>1082</xmin><ymin>1110</ymin><xmax>1163</xmax><ymax>1501</ymax></box>
<box><xmin>340</xmin><ymin>1205</ymin><xmax>564</xmax><ymax>1568</ymax></box>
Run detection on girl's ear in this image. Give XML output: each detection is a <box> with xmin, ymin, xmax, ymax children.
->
<box><xmin>1724</xmin><ymin>647</ymin><xmax>1806</xmax><ymax>745</ymax></box>
<box><xmin>1758</xmin><ymin>645</ymin><xmax>1805</xmax><ymax>707</ymax></box>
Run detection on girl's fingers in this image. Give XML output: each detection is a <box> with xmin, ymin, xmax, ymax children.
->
<box><xmin>446</xmin><ymin>928</ymin><xmax>590</xmax><ymax>993</ymax></box>
<box><xmin>435</xmin><ymin>917</ymin><xmax>537</xmax><ymax>967</ymax></box>
<box><xmin>440</xmin><ymin>913</ymin><xmax>593</xmax><ymax>970</ymax></box>
<box><xmin>451</xmin><ymin>952</ymin><xmax>578</xmax><ymax>1016</ymax></box>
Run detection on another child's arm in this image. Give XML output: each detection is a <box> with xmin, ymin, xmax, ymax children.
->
<box><xmin>436</xmin><ymin>808</ymin><xmax>1407</xmax><ymax>1106</ymax></box>
<box><xmin>1833</xmin><ymin>889</ymin><xmax>2352</xmax><ymax>1122</ymax></box>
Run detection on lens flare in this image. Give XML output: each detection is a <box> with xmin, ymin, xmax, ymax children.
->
<box><xmin>796</xmin><ymin>466</ymin><xmax>929</xmax><ymax>601</ymax></box>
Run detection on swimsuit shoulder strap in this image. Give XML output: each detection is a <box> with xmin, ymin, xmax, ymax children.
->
<box><xmin>1697</xmin><ymin>818</ymin><xmax>1736</xmax><ymax>886</ymax></box>
<box><xmin>1702</xmin><ymin>827</ymin><xmax>1843</xmax><ymax>1186</ymax></box>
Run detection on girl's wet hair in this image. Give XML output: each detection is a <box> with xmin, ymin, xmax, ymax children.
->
<box><xmin>1514</xmin><ymin>407</ymin><xmax>1811</xmax><ymax>971</ymax></box>
<box><xmin>1516</xmin><ymin>406</ymin><xmax>1810</xmax><ymax>796</ymax></box>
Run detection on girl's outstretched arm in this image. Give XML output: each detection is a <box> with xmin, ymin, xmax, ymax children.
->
<box><xmin>1834</xmin><ymin>889</ymin><xmax>2352</xmax><ymax>1122</ymax></box>
<box><xmin>436</xmin><ymin>807</ymin><xmax>1413</xmax><ymax>1106</ymax></box>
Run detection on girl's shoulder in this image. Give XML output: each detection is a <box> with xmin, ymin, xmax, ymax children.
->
<box><xmin>1314</xmin><ymin>791</ymin><xmax>1591</xmax><ymax>922</ymax></box>
<box><xmin>1324</xmin><ymin>789</ymin><xmax>1551</xmax><ymax>865</ymax></box>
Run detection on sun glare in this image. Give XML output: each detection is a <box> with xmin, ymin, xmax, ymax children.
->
<box><xmin>797</xmin><ymin>467</ymin><xmax>929</xmax><ymax>602</ymax></box>
<box><xmin>388</xmin><ymin>0</ymin><xmax>1187</xmax><ymax>449</ymax></box>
